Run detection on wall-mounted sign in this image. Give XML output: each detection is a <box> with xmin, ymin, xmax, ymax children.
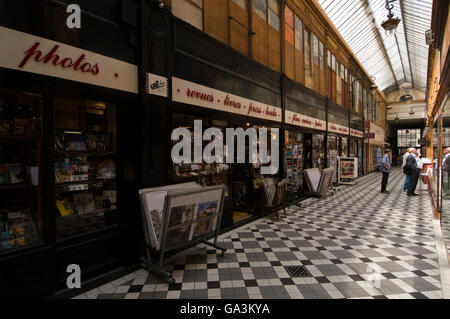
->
<box><xmin>285</xmin><ymin>110</ymin><xmax>326</xmax><ymax>131</ymax></box>
<box><xmin>172</xmin><ymin>77</ymin><xmax>282</xmax><ymax>122</ymax></box>
<box><xmin>0</xmin><ymin>26</ymin><xmax>138</xmax><ymax>93</ymax></box>
<box><xmin>327</xmin><ymin>122</ymin><xmax>349</xmax><ymax>135</ymax></box>
<box><xmin>146</xmin><ymin>73</ymin><xmax>168</xmax><ymax>97</ymax></box>
<box><xmin>365</xmin><ymin>132</ymin><xmax>375</xmax><ymax>139</ymax></box>
<box><xmin>350</xmin><ymin>129</ymin><xmax>364</xmax><ymax>138</ymax></box>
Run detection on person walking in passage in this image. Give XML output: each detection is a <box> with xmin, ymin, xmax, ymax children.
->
<box><xmin>402</xmin><ymin>148</ymin><xmax>414</xmax><ymax>192</ymax></box>
<box><xmin>381</xmin><ymin>149</ymin><xmax>392</xmax><ymax>194</ymax></box>
<box><xmin>405</xmin><ymin>148</ymin><xmax>420</xmax><ymax>196</ymax></box>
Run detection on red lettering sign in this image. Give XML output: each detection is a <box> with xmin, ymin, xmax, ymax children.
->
<box><xmin>224</xmin><ymin>95</ymin><xmax>241</xmax><ymax>109</ymax></box>
<box><xmin>19</xmin><ymin>42</ymin><xmax>100</xmax><ymax>75</ymax></box>
<box><xmin>248</xmin><ymin>103</ymin><xmax>261</xmax><ymax>115</ymax></box>
<box><xmin>265</xmin><ymin>106</ymin><xmax>277</xmax><ymax>117</ymax></box>
<box><xmin>186</xmin><ymin>88</ymin><xmax>214</xmax><ymax>102</ymax></box>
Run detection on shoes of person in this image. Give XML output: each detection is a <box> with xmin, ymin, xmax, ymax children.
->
<box><xmin>407</xmin><ymin>193</ymin><xmax>418</xmax><ymax>196</ymax></box>
<box><xmin>381</xmin><ymin>190</ymin><xmax>390</xmax><ymax>194</ymax></box>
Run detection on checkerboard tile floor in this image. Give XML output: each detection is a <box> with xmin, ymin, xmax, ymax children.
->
<box><xmin>75</xmin><ymin>168</ymin><xmax>447</xmax><ymax>299</ymax></box>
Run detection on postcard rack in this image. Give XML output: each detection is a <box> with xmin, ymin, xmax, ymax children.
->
<box><xmin>139</xmin><ymin>183</ymin><xmax>227</xmax><ymax>284</ymax></box>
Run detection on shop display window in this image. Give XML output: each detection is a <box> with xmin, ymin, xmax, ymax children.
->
<box><xmin>172</xmin><ymin>114</ymin><xmax>231</xmax><ymax>197</ymax></box>
<box><xmin>341</xmin><ymin>137</ymin><xmax>348</xmax><ymax>157</ymax></box>
<box><xmin>53</xmin><ymin>98</ymin><xmax>117</xmax><ymax>239</ymax></box>
<box><xmin>312</xmin><ymin>134</ymin><xmax>324</xmax><ymax>169</ymax></box>
<box><xmin>284</xmin><ymin>130</ymin><xmax>303</xmax><ymax>193</ymax></box>
<box><xmin>0</xmin><ymin>88</ymin><xmax>43</xmax><ymax>252</ymax></box>
<box><xmin>327</xmin><ymin>135</ymin><xmax>338</xmax><ymax>183</ymax></box>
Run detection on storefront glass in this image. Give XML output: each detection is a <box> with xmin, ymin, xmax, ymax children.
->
<box><xmin>53</xmin><ymin>98</ymin><xmax>117</xmax><ymax>239</ymax></box>
<box><xmin>284</xmin><ymin>129</ymin><xmax>304</xmax><ymax>196</ymax></box>
<box><xmin>327</xmin><ymin>135</ymin><xmax>338</xmax><ymax>183</ymax></box>
<box><xmin>0</xmin><ymin>88</ymin><xmax>43</xmax><ymax>252</ymax></box>
<box><xmin>341</xmin><ymin>137</ymin><xmax>348</xmax><ymax>157</ymax></box>
<box><xmin>312</xmin><ymin>134</ymin><xmax>325</xmax><ymax>169</ymax></box>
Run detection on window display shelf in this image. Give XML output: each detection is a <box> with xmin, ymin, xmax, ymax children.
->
<box><xmin>0</xmin><ymin>135</ymin><xmax>39</xmax><ymax>141</ymax></box>
<box><xmin>0</xmin><ymin>184</ymin><xmax>37</xmax><ymax>191</ymax></box>
<box><xmin>54</xmin><ymin>150</ymin><xmax>115</xmax><ymax>157</ymax></box>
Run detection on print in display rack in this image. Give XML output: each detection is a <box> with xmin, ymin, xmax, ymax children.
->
<box><xmin>139</xmin><ymin>182</ymin><xmax>227</xmax><ymax>284</ymax></box>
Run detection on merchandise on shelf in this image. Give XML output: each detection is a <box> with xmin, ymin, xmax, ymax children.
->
<box><xmin>0</xmin><ymin>208</ymin><xmax>38</xmax><ymax>250</ymax></box>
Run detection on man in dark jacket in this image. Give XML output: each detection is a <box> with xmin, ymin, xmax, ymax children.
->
<box><xmin>405</xmin><ymin>149</ymin><xmax>420</xmax><ymax>196</ymax></box>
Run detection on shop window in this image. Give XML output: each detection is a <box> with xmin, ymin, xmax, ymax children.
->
<box><xmin>341</xmin><ymin>137</ymin><xmax>348</xmax><ymax>157</ymax></box>
<box><xmin>319</xmin><ymin>40</ymin><xmax>324</xmax><ymax>70</ymax></box>
<box><xmin>312</xmin><ymin>134</ymin><xmax>324</xmax><ymax>169</ymax></box>
<box><xmin>331</xmin><ymin>54</ymin><xmax>336</xmax><ymax>72</ymax></box>
<box><xmin>284</xmin><ymin>130</ymin><xmax>304</xmax><ymax>195</ymax></box>
<box><xmin>253</xmin><ymin>0</ymin><xmax>267</xmax><ymax>21</ymax></box>
<box><xmin>172</xmin><ymin>0</ymin><xmax>204</xmax><ymax>31</ymax></box>
<box><xmin>327</xmin><ymin>50</ymin><xmax>331</xmax><ymax>68</ymax></box>
<box><xmin>53</xmin><ymin>98</ymin><xmax>117</xmax><ymax>239</ymax></box>
<box><xmin>0</xmin><ymin>88</ymin><xmax>43</xmax><ymax>252</ymax></box>
<box><xmin>294</xmin><ymin>15</ymin><xmax>303</xmax><ymax>52</ymax></box>
<box><xmin>233</xmin><ymin>0</ymin><xmax>246</xmax><ymax>8</ymax></box>
<box><xmin>327</xmin><ymin>135</ymin><xmax>338</xmax><ymax>183</ymax></box>
<box><xmin>267</xmin><ymin>0</ymin><xmax>280</xmax><ymax>31</ymax></box>
<box><xmin>304</xmin><ymin>28</ymin><xmax>314</xmax><ymax>89</ymax></box>
<box><xmin>312</xmin><ymin>33</ymin><xmax>319</xmax><ymax>66</ymax></box>
<box><xmin>284</xmin><ymin>6</ymin><xmax>294</xmax><ymax>45</ymax></box>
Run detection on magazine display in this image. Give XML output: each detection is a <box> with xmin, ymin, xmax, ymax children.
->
<box><xmin>0</xmin><ymin>164</ymin><xmax>25</xmax><ymax>184</ymax></box>
<box><xmin>0</xmin><ymin>208</ymin><xmax>39</xmax><ymax>250</ymax></box>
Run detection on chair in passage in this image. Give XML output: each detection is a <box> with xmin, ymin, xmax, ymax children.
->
<box><xmin>261</xmin><ymin>177</ymin><xmax>288</xmax><ymax>220</ymax></box>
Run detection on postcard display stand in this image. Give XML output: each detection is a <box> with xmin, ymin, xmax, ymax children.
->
<box><xmin>139</xmin><ymin>182</ymin><xmax>227</xmax><ymax>284</ymax></box>
<box><xmin>338</xmin><ymin>157</ymin><xmax>358</xmax><ymax>185</ymax></box>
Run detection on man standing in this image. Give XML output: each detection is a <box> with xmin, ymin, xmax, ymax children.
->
<box><xmin>381</xmin><ymin>149</ymin><xmax>392</xmax><ymax>194</ymax></box>
<box><xmin>406</xmin><ymin>148</ymin><xmax>420</xmax><ymax>196</ymax></box>
<box><xmin>402</xmin><ymin>148</ymin><xmax>414</xmax><ymax>192</ymax></box>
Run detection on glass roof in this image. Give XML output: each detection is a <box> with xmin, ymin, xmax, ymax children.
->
<box><xmin>317</xmin><ymin>0</ymin><xmax>432</xmax><ymax>93</ymax></box>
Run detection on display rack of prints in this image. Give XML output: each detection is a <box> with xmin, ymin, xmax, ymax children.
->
<box><xmin>139</xmin><ymin>183</ymin><xmax>227</xmax><ymax>285</ymax></box>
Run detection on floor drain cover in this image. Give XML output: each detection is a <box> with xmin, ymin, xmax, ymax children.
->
<box><xmin>284</xmin><ymin>265</ymin><xmax>312</xmax><ymax>278</ymax></box>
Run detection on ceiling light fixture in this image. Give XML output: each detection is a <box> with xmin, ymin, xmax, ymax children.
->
<box><xmin>381</xmin><ymin>0</ymin><xmax>401</xmax><ymax>37</ymax></box>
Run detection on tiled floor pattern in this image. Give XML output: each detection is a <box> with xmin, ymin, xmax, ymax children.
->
<box><xmin>75</xmin><ymin>169</ymin><xmax>447</xmax><ymax>299</ymax></box>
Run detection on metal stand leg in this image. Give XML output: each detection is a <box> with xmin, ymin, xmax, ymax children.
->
<box><xmin>142</xmin><ymin>245</ymin><xmax>175</xmax><ymax>285</ymax></box>
<box><xmin>202</xmin><ymin>239</ymin><xmax>227</xmax><ymax>257</ymax></box>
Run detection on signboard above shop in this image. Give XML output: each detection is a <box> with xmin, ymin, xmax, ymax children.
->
<box><xmin>172</xmin><ymin>77</ymin><xmax>282</xmax><ymax>122</ymax></box>
<box><xmin>285</xmin><ymin>110</ymin><xmax>326</xmax><ymax>131</ymax></box>
<box><xmin>0</xmin><ymin>26</ymin><xmax>138</xmax><ymax>93</ymax></box>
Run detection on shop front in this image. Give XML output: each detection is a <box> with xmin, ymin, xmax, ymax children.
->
<box><xmin>0</xmin><ymin>17</ymin><xmax>140</xmax><ymax>298</ymax></box>
<box><xmin>170</xmin><ymin>76</ymin><xmax>282</xmax><ymax>228</ymax></box>
<box><xmin>366</xmin><ymin>122</ymin><xmax>387</xmax><ymax>172</ymax></box>
<box><xmin>284</xmin><ymin>110</ymin><xmax>326</xmax><ymax>198</ymax></box>
<box><xmin>327</xmin><ymin>121</ymin><xmax>350</xmax><ymax>183</ymax></box>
